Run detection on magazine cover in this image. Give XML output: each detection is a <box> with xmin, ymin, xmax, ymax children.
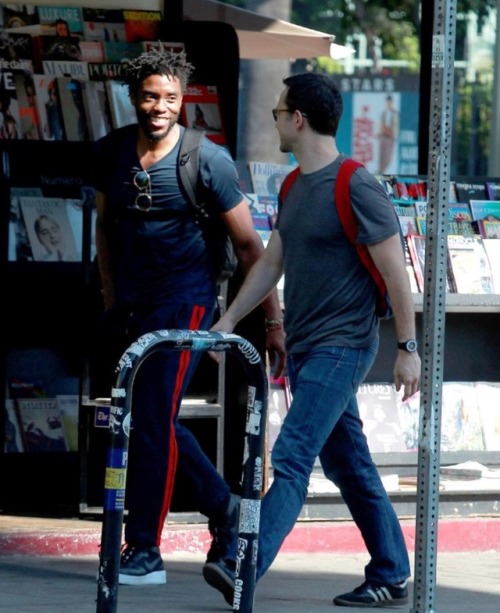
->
<box><xmin>248</xmin><ymin>161</ymin><xmax>297</xmax><ymax>196</ymax></box>
<box><xmin>486</xmin><ymin>181</ymin><xmax>500</xmax><ymax>201</ymax></box>
<box><xmin>56</xmin><ymin>394</ymin><xmax>79</xmax><ymax>451</ymax></box>
<box><xmin>181</xmin><ymin>84</ymin><xmax>226</xmax><ymax>146</ymax></box>
<box><xmin>106</xmin><ymin>79</ymin><xmax>135</xmax><ymax>129</ymax></box>
<box><xmin>406</xmin><ymin>233</ymin><xmax>426</xmax><ymax>292</ymax></box>
<box><xmin>477</xmin><ymin>219</ymin><xmax>500</xmax><ymax>239</ymax></box>
<box><xmin>19</xmin><ymin>196</ymin><xmax>79</xmax><ymax>262</ymax></box>
<box><xmin>9</xmin><ymin>186</ymin><xmax>43</xmax><ymax>261</ymax></box>
<box><xmin>102</xmin><ymin>41</ymin><xmax>143</xmax><ymax>62</ymax></box>
<box><xmin>357</xmin><ymin>383</ymin><xmax>407</xmax><ymax>453</ymax></box>
<box><xmin>475</xmin><ymin>382</ymin><xmax>500</xmax><ymax>451</ymax></box>
<box><xmin>447</xmin><ymin>235</ymin><xmax>494</xmax><ymax>294</ymax></box>
<box><xmin>0</xmin><ymin>64</ymin><xmax>24</xmax><ymax>140</ymax></box>
<box><xmin>82</xmin><ymin>8</ymin><xmax>126</xmax><ymax>42</ymax></box>
<box><xmin>16</xmin><ymin>397</ymin><xmax>68</xmax><ymax>452</ymax></box>
<box><xmin>32</xmin><ymin>73</ymin><xmax>65</xmax><ymax>141</ymax></box>
<box><xmin>37</xmin><ymin>5</ymin><xmax>84</xmax><ymax>36</ymax></box>
<box><xmin>122</xmin><ymin>9</ymin><xmax>162</xmax><ymax>43</ymax></box>
<box><xmin>440</xmin><ymin>382</ymin><xmax>485</xmax><ymax>452</ymax></box>
<box><xmin>482</xmin><ymin>238</ymin><xmax>500</xmax><ymax>293</ymax></box>
<box><xmin>394</xmin><ymin>388</ymin><xmax>420</xmax><ymax>452</ymax></box>
<box><xmin>81</xmin><ymin>80</ymin><xmax>111</xmax><ymax>140</ymax></box>
<box><xmin>392</xmin><ymin>176</ymin><xmax>427</xmax><ymax>202</ymax></box>
<box><xmin>4</xmin><ymin>399</ymin><xmax>24</xmax><ymax>453</ymax></box>
<box><xmin>56</xmin><ymin>76</ymin><xmax>90</xmax><ymax>141</ymax></box>
<box><xmin>455</xmin><ymin>181</ymin><xmax>488</xmax><ymax>203</ymax></box>
<box><xmin>468</xmin><ymin>199</ymin><xmax>500</xmax><ymax>221</ymax></box>
<box><xmin>13</xmin><ymin>72</ymin><xmax>41</xmax><ymax>140</ymax></box>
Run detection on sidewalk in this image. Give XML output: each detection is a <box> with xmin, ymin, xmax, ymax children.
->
<box><xmin>0</xmin><ymin>514</ymin><xmax>499</xmax><ymax>611</ymax></box>
<box><xmin>0</xmin><ymin>550</ymin><xmax>499</xmax><ymax>612</ymax></box>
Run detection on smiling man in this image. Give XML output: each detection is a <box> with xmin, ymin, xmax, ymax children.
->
<box><xmin>90</xmin><ymin>47</ymin><xmax>285</xmax><ymax>592</ymax></box>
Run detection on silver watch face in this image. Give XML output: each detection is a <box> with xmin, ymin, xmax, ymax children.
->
<box><xmin>404</xmin><ymin>340</ymin><xmax>418</xmax><ymax>352</ymax></box>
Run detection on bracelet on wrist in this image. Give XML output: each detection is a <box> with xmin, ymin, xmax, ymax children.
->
<box><xmin>265</xmin><ymin>318</ymin><xmax>283</xmax><ymax>332</ymax></box>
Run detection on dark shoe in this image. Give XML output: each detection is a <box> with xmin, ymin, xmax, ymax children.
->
<box><xmin>118</xmin><ymin>545</ymin><xmax>167</xmax><ymax>586</ymax></box>
<box><xmin>333</xmin><ymin>580</ymin><xmax>409</xmax><ymax>608</ymax></box>
<box><xmin>206</xmin><ymin>493</ymin><xmax>240</xmax><ymax>563</ymax></box>
<box><xmin>203</xmin><ymin>493</ymin><xmax>239</xmax><ymax>604</ymax></box>
<box><xmin>203</xmin><ymin>558</ymin><xmax>235</xmax><ymax>606</ymax></box>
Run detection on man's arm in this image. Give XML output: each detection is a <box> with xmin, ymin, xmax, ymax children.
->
<box><xmin>95</xmin><ymin>190</ymin><xmax>115</xmax><ymax>310</ymax></box>
<box><xmin>219</xmin><ymin>200</ymin><xmax>286</xmax><ymax>376</ymax></box>
<box><xmin>368</xmin><ymin>233</ymin><xmax>421</xmax><ymax>401</ymax></box>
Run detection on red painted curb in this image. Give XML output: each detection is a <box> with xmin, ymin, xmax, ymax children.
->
<box><xmin>0</xmin><ymin>518</ymin><xmax>499</xmax><ymax>557</ymax></box>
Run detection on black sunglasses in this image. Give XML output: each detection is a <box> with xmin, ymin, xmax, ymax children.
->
<box><xmin>272</xmin><ymin>108</ymin><xmax>290</xmax><ymax>121</ymax></box>
<box><xmin>272</xmin><ymin>108</ymin><xmax>308</xmax><ymax>122</ymax></box>
<box><xmin>133</xmin><ymin>170</ymin><xmax>152</xmax><ymax>211</ymax></box>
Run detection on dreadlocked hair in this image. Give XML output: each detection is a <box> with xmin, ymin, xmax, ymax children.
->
<box><xmin>122</xmin><ymin>46</ymin><xmax>194</xmax><ymax>97</ymax></box>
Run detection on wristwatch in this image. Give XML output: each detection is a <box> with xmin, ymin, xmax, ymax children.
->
<box><xmin>398</xmin><ymin>339</ymin><xmax>418</xmax><ymax>353</ymax></box>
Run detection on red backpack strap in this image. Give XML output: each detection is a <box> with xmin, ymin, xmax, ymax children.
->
<box><xmin>335</xmin><ymin>158</ymin><xmax>389</xmax><ymax>315</ymax></box>
<box><xmin>334</xmin><ymin>158</ymin><xmax>363</xmax><ymax>242</ymax></box>
<box><xmin>280</xmin><ymin>167</ymin><xmax>300</xmax><ymax>202</ymax></box>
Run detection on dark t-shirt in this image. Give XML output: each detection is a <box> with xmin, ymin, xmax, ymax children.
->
<box><xmin>276</xmin><ymin>155</ymin><xmax>400</xmax><ymax>353</ymax></box>
<box><xmin>92</xmin><ymin>125</ymin><xmax>243</xmax><ymax>308</ymax></box>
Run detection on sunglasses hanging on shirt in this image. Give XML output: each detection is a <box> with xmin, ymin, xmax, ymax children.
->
<box><xmin>133</xmin><ymin>170</ymin><xmax>152</xmax><ymax>211</ymax></box>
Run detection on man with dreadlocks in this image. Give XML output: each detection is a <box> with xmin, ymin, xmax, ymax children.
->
<box><xmin>91</xmin><ymin>48</ymin><xmax>285</xmax><ymax>600</ymax></box>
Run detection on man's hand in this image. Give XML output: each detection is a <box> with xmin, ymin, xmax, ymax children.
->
<box><xmin>265</xmin><ymin>328</ymin><xmax>286</xmax><ymax>378</ymax></box>
<box><xmin>208</xmin><ymin>314</ymin><xmax>237</xmax><ymax>364</ymax></box>
<box><xmin>209</xmin><ymin>315</ymin><xmax>286</xmax><ymax>376</ymax></box>
<box><xmin>394</xmin><ymin>351</ymin><xmax>421</xmax><ymax>401</ymax></box>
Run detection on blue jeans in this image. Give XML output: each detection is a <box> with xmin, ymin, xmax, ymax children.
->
<box><xmin>256</xmin><ymin>341</ymin><xmax>410</xmax><ymax>586</ymax></box>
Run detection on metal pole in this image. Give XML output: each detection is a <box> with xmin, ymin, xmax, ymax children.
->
<box><xmin>96</xmin><ymin>329</ymin><xmax>268</xmax><ymax>613</ymax></box>
<box><xmin>488</xmin><ymin>0</ymin><xmax>500</xmax><ymax>176</ymax></box>
<box><xmin>411</xmin><ymin>1</ymin><xmax>457</xmax><ymax>612</ymax></box>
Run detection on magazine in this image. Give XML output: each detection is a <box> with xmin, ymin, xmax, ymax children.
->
<box><xmin>447</xmin><ymin>235</ymin><xmax>494</xmax><ymax>294</ymax></box>
<box><xmin>19</xmin><ymin>196</ymin><xmax>79</xmax><ymax>262</ymax></box>
<box><xmin>180</xmin><ymin>84</ymin><xmax>226</xmax><ymax>146</ymax></box>
<box><xmin>248</xmin><ymin>161</ymin><xmax>297</xmax><ymax>196</ymax></box>
<box><xmin>16</xmin><ymin>397</ymin><xmax>68</xmax><ymax>452</ymax></box>
<box><xmin>357</xmin><ymin>383</ymin><xmax>407</xmax><ymax>453</ymax></box>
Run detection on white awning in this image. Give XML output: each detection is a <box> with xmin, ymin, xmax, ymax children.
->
<box><xmin>182</xmin><ymin>0</ymin><xmax>354</xmax><ymax>60</ymax></box>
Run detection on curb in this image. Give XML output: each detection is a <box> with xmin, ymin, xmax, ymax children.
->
<box><xmin>1</xmin><ymin>516</ymin><xmax>499</xmax><ymax>557</ymax></box>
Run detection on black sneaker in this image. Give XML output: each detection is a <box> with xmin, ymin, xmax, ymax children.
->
<box><xmin>118</xmin><ymin>545</ymin><xmax>167</xmax><ymax>586</ymax></box>
<box><xmin>333</xmin><ymin>580</ymin><xmax>409</xmax><ymax>608</ymax></box>
<box><xmin>203</xmin><ymin>558</ymin><xmax>235</xmax><ymax>606</ymax></box>
<box><xmin>203</xmin><ymin>493</ymin><xmax>240</xmax><ymax>604</ymax></box>
<box><xmin>205</xmin><ymin>493</ymin><xmax>240</xmax><ymax>563</ymax></box>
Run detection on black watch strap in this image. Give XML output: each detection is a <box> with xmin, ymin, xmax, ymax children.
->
<box><xmin>398</xmin><ymin>339</ymin><xmax>418</xmax><ymax>353</ymax></box>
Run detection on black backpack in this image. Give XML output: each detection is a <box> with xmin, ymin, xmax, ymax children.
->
<box><xmin>178</xmin><ymin>128</ymin><xmax>238</xmax><ymax>284</ymax></box>
<box><xmin>98</xmin><ymin>125</ymin><xmax>238</xmax><ymax>285</ymax></box>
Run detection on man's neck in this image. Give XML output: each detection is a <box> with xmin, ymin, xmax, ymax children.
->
<box><xmin>293</xmin><ymin>135</ymin><xmax>340</xmax><ymax>174</ymax></box>
<box><xmin>137</xmin><ymin>124</ymin><xmax>181</xmax><ymax>166</ymax></box>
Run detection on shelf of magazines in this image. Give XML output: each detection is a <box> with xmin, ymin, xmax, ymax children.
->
<box><xmin>413</xmin><ymin>293</ymin><xmax>500</xmax><ymax>313</ymax></box>
<box><xmin>277</xmin><ymin>288</ymin><xmax>500</xmax><ymax>313</ymax></box>
<box><xmin>78</xmin><ymin>395</ymin><xmax>225</xmax><ymax>517</ymax></box>
<box><xmin>81</xmin><ymin>395</ymin><xmax>224</xmax><ymax>473</ymax></box>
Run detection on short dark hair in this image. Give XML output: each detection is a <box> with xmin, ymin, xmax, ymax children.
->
<box><xmin>282</xmin><ymin>73</ymin><xmax>343</xmax><ymax>137</ymax></box>
<box><xmin>122</xmin><ymin>47</ymin><xmax>194</xmax><ymax>97</ymax></box>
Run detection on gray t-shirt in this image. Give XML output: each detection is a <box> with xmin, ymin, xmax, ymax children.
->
<box><xmin>275</xmin><ymin>155</ymin><xmax>400</xmax><ymax>354</ymax></box>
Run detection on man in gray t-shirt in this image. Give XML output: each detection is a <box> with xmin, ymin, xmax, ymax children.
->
<box><xmin>210</xmin><ymin>72</ymin><xmax>421</xmax><ymax>609</ymax></box>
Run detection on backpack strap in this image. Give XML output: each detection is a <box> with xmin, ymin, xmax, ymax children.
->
<box><xmin>335</xmin><ymin>158</ymin><xmax>389</xmax><ymax>316</ymax></box>
<box><xmin>280</xmin><ymin>167</ymin><xmax>300</xmax><ymax>201</ymax></box>
<box><xmin>178</xmin><ymin>128</ymin><xmax>206</xmax><ymax>219</ymax></box>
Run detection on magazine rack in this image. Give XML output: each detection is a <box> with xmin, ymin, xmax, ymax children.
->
<box><xmin>0</xmin><ymin>18</ymin><xmax>244</xmax><ymax>515</ymax></box>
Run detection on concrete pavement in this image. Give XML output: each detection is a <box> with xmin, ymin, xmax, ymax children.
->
<box><xmin>0</xmin><ymin>550</ymin><xmax>499</xmax><ymax>612</ymax></box>
<box><xmin>0</xmin><ymin>513</ymin><xmax>500</xmax><ymax>612</ymax></box>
